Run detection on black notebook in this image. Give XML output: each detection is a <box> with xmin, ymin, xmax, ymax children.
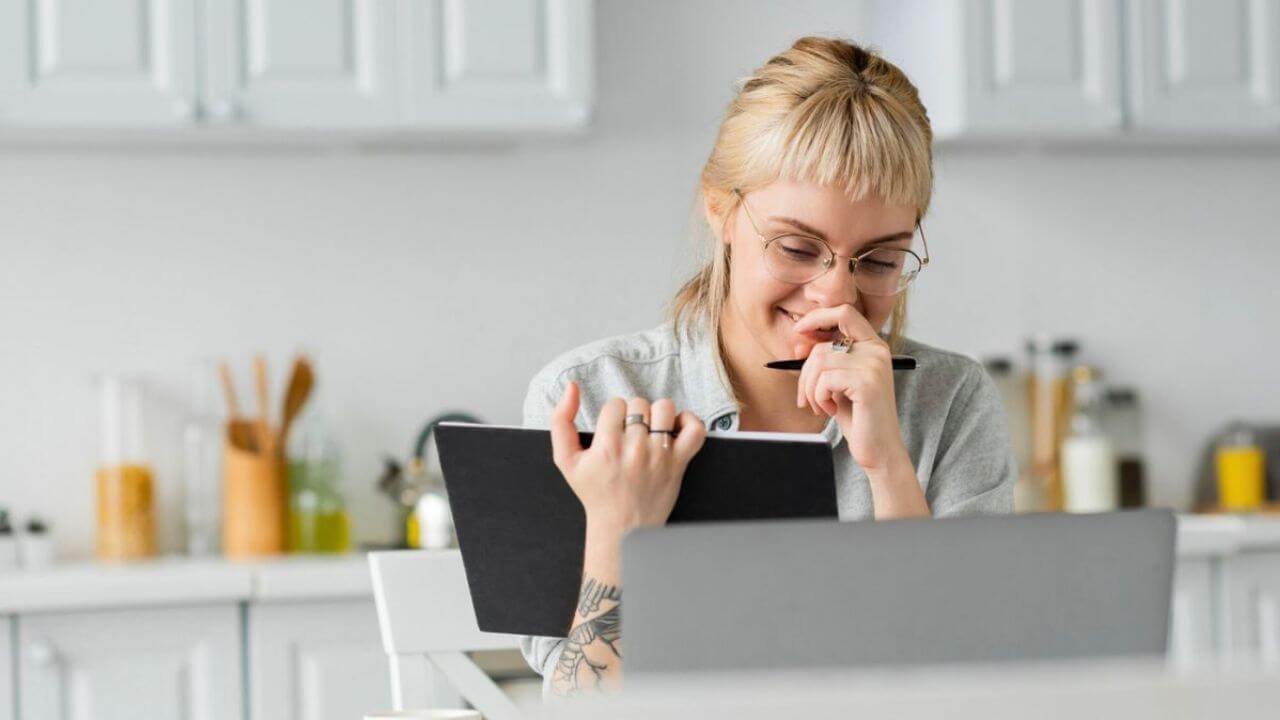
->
<box><xmin>435</xmin><ymin>422</ymin><xmax>838</xmax><ymax>638</ymax></box>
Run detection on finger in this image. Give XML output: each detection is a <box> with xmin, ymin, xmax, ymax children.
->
<box><xmin>794</xmin><ymin>343</ymin><xmax>810</xmax><ymax>408</ymax></box>
<box><xmin>814</xmin><ymin>370</ymin><xmax>841</xmax><ymax>416</ymax></box>
<box><xmin>671</xmin><ymin>410</ymin><xmax>706</xmax><ymax>465</ymax></box>
<box><xmin>624</xmin><ymin>396</ymin><xmax>652</xmax><ymax>453</ymax></box>
<box><xmin>803</xmin><ymin>343</ymin><xmax>833</xmax><ymax>416</ymax></box>
<box><xmin>846</xmin><ymin>337</ymin><xmax>893</xmax><ymax>370</ymax></box>
<box><xmin>792</xmin><ymin>304</ymin><xmax>880</xmax><ymax>343</ymax></box>
<box><xmin>594</xmin><ymin>397</ymin><xmax>628</xmax><ymax>454</ymax></box>
<box><xmin>550</xmin><ymin>381</ymin><xmax>583</xmax><ymax>473</ymax></box>
<box><xmin>649</xmin><ymin>398</ymin><xmax>676</xmax><ymax>449</ymax></box>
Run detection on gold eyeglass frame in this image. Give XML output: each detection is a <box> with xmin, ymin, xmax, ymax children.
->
<box><xmin>733</xmin><ymin>188</ymin><xmax>930</xmax><ymax>296</ymax></box>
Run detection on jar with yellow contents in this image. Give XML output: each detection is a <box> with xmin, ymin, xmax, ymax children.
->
<box><xmin>1216</xmin><ymin>423</ymin><xmax>1267</xmax><ymax>512</ymax></box>
<box><xmin>95</xmin><ymin>374</ymin><xmax>157</xmax><ymax>561</ymax></box>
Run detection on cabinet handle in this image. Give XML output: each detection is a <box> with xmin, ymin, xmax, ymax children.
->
<box><xmin>25</xmin><ymin>641</ymin><xmax>57</xmax><ymax>667</ymax></box>
<box><xmin>209</xmin><ymin>99</ymin><xmax>240</xmax><ymax>122</ymax></box>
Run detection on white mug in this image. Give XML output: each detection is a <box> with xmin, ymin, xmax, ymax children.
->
<box><xmin>364</xmin><ymin>710</ymin><xmax>481</xmax><ymax>720</ymax></box>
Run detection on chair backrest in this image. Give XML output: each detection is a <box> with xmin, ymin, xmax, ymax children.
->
<box><xmin>368</xmin><ymin>550</ymin><xmax>525</xmax><ymax>718</ymax></box>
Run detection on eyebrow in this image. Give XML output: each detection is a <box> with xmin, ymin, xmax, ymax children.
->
<box><xmin>770</xmin><ymin>215</ymin><xmax>915</xmax><ymax>248</ymax></box>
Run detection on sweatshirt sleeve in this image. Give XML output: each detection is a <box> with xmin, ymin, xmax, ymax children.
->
<box><xmin>926</xmin><ymin>362</ymin><xmax>1018</xmax><ymax>517</ymax></box>
<box><xmin>517</xmin><ymin>369</ymin><xmax>571</xmax><ymax>698</ymax></box>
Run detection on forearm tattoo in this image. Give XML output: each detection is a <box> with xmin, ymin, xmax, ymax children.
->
<box><xmin>552</xmin><ymin>576</ymin><xmax>623</xmax><ymax>696</ymax></box>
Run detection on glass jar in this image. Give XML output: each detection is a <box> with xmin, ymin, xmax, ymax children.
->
<box><xmin>287</xmin><ymin>418</ymin><xmax>350</xmax><ymax>554</ymax></box>
<box><xmin>1025</xmin><ymin>336</ymin><xmax>1079</xmax><ymax>512</ymax></box>
<box><xmin>1061</xmin><ymin>365</ymin><xmax>1118</xmax><ymax>513</ymax></box>
<box><xmin>1103</xmin><ymin>387</ymin><xmax>1146</xmax><ymax>508</ymax></box>
<box><xmin>182</xmin><ymin>360</ymin><xmax>222</xmax><ymax>555</ymax></box>
<box><xmin>1216</xmin><ymin>423</ymin><xmax>1265</xmax><ymax>512</ymax></box>
<box><xmin>95</xmin><ymin>374</ymin><xmax>157</xmax><ymax>561</ymax></box>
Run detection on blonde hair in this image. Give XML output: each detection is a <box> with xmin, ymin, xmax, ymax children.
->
<box><xmin>669</xmin><ymin>36</ymin><xmax>934</xmax><ymax>390</ymax></box>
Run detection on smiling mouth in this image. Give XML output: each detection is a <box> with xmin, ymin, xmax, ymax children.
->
<box><xmin>777</xmin><ymin>307</ymin><xmax>838</xmax><ymax>333</ymax></box>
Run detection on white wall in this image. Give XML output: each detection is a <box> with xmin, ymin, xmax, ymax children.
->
<box><xmin>0</xmin><ymin>1</ymin><xmax>1273</xmax><ymax>558</ymax></box>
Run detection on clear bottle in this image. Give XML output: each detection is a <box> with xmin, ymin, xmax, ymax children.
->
<box><xmin>1104</xmin><ymin>388</ymin><xmax>1146</xmax><ymax>508</ymax></box>
<box><xmin>1061</xmin><ymin>365</ymin><xmax>1118</xmax><ymax>513</ymax></box>
<box><xmin>95</xmin><ymin>373</ymin><xmax>157</xmax><ymax>561</ymax></box>
<box><xmin>182</xmin><ymin>360</ymin><xmax>222</xmax><ymax>556</ymax></box>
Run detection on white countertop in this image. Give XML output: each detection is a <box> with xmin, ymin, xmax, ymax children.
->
<box><xmin>0</xmin><ymin>552</ymin><xmax>378</xmax><ymax>614</ymax></box>
<box><xmin>1175</xmin><ymin>514</ymin><xmax>1280</xmax><ymax>557</ymax></box>
<box><xmin>3</xmin><ymin>515</ymin><xmax>1279</xmax><ymax>614</ymax></box>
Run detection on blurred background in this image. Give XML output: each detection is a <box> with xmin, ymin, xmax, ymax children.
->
<box><xmin>0</xmin><ymin>0</ymin><xmax>1274</xmax><ymax>559</ymax></box>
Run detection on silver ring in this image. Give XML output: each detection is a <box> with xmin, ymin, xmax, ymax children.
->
<box><xmin>831</xmin><ymin>336</ymin><xmax>854</xmax><ymax>353</ymax></box>
<box><xmin>625</xmin><ymin>413</ymin><xmax>649</xmax><ymax>430</ymax></box>
<box><xmin>649</xmin><ymin>429</ymin><xmax>674</xmax><ymax>449</ymax></box>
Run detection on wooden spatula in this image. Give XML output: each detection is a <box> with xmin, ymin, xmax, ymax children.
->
<box><xmin>278</xmin><ymin>356</ymin><xmax>315</xmax><ymax>454</ymax></box>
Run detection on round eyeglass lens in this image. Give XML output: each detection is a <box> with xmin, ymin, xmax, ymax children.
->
<box><xmin>763</xmin><ymin>235</ymin><xmax>831</xmax><ymax>284</ymax></box>
<box><xmin>852</xmin><ymin>247</ymin><xmax>921</xmax><ymax>296</ymax></box>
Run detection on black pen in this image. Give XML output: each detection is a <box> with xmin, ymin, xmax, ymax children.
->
<box><xmin>765</xmin><ymin>356</ymin><xmax>918</xmax><ymax>371</ymax></box>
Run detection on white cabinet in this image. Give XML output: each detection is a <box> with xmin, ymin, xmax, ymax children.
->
<box><xmin>0</xmin><ymin>0</ymin><xmax>198</xmax><ymax>126</ymax></box>
<box><xmin>1</xmin><ymin>617</ymin><xmax>13</xmax><ymax>720</ymax></box>
<box><xmin>0</xmin><ymin>0</ymin><xmax>593</xmax><ymax>132</ymax></box>
<box><xmin>16</xmin><ymin>604</ymin><xmax>242</xmax><ymax>720</ymax></box>
<box><xmin>1221</xmin><ymin>552</ymin><xmax>1280</xmax><ymax>665</ymax></box>
<box><xmin>249</xmin><ymin>599</ymin><xmax>389</xmax><ymax>720</ymax></box>
<box><xmin>202</xmin><ymin>0</ymin><xmax>402</xmax><ymax>128</ymax></box>
<box><xmin>401</xmin><ymin>0</ymin><xmax>593</xmax><ymax>130</ymax></box>
<box><xmin>869</xmin><ymin>0</ymin><xmax>1124</xmax><ymax>137</ymax></box>
<box><xmin>1127</xmin><ymin>0</ymin><xmax>1280</xmax><ymax>130</ymax></box>
<box><xmin>1169</xmin><ymin>557</ymin><xmax>1217</xmax><ymax>665</ymax></box>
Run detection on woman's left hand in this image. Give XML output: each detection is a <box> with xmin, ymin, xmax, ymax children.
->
<box><xmin>791</xmin><ymin>304</ymin><xmax>910</xmax><ymax>475</ymax></box>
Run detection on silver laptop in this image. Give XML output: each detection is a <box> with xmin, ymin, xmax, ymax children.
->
<box><xmin>623</xmin><ymin>510</ymin><xmax>1175</xmax><ymax>674</ymax></box>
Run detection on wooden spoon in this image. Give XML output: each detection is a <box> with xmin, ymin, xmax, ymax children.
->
<box><xmin>278</xmin><ymin>356</ymin><xmax>314</xmax><ymax>455</ymax></box>
<box><xmin>219</xmin><ymin>361</ymin><xmax>256</xmax><ymax>452</ymax></box>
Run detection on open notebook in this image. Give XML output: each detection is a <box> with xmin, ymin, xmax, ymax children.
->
<box><xmin>434</xmin><ymin>422</ymin><xmax>838</xmax><ymax>638</ymax></box>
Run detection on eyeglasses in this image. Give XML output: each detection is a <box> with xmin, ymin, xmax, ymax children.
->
<box><xmin>734</xmin><ymin>189</ymin><xmax>930</xmax><ymax>297</ymax></box>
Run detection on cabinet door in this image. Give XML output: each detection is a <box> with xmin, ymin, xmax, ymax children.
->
<box><xmin>1168</xmin><ymin>557</ymin><xmax>1217</xmax><ymax>664</ymax></box>
<box><xmin>1221</xmin><ymin>552</ymin><xmax>1280</xmax><ymax>664</ymax></box>
<box><xmin>1</xmin><ymin>617</ymin><xmax>13</xmax><ymax>720</ymax></box>
<box><xmin>963</xmin><ymin>0</ymin><xmax>1123</xmax><ymax>131</ymax></box>
<box><xmin>401</xmin><ymin>0</ymin><xmax>593</xmax><ymax>130</ymax></box>
<box><xmin>16</xmin><ymin>604</ymin><xmax>242</xmax><ymax>720</ymax></box>
<box><xmin>0</xmin><ymin>0</ymin><xmax>198</xmax><ymax>126</ymax></box>
<box><xmin>202</xmin><ymin>0</ymin><xmax>400</xmax><ymax>127</ymax></box>
<box><xmin>1128</xmin><ymin>0</ymin><xmax>1280</xmax><ymax>129</ymax></box>
<box><xmin>249</xmin><ymin>600</ymin><xmax>389</xmax><ymax>720</ymax></box>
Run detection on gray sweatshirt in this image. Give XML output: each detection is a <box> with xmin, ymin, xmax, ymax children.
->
<box><xmin>519</xmin><ymin>320</ymin><xmax>1017</xmax><ymax>693</ymax></box>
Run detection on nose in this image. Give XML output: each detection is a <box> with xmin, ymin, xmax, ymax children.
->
<box><xmin>804</xmin><ymin>261</ymin><xmax>859</xmax><ymax>308</ymax></box>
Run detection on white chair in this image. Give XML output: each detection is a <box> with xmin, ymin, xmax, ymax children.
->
<box><xmin>369</xmin><ymin>549</ymin><xmax>528</xmax><ymax>720</ymax></box>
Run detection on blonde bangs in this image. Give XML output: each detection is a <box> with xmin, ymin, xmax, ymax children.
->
<box><xmin>740</xmin><ymin>84</ymin><xmax>933</xmax><ymax>217</ymax></box>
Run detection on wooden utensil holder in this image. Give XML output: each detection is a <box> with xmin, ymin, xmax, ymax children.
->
<box><xmin>222</xmin><ymin>440</ymin><xmax>287</xmax><ymax>557</ymax></box>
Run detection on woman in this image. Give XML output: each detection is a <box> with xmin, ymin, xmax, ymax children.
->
<box><xmin>521</xmin><ymin>36</ymin><xmax>1016</xmax><ymax>697</ymax></box>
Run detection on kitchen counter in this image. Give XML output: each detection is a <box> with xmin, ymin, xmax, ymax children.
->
<box><xmin>0</xmin><ymin>552</ymin><xmax>376</xmax><ymax>614</ymax></box>
<box><xmin>3</xmin><ymin>514</ymin><xmax>1280</xmax><ymax>614</ymax></box>
<box><xmin>1175</xmin><ymin>514</ymin><xmax>1280</xmax><ymax>557</ymax></box>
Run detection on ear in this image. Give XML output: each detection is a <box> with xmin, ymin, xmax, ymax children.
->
<box><xmin>702</xmin><ymin>188</ymin><xmax>733</xmax><ymax>246</ymax></box>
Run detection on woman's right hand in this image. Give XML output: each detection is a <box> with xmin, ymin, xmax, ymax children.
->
<box><xmin>549</xmin><ymin>381</ymin><xmax>706</xmax><ymax>534</ymax></box>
